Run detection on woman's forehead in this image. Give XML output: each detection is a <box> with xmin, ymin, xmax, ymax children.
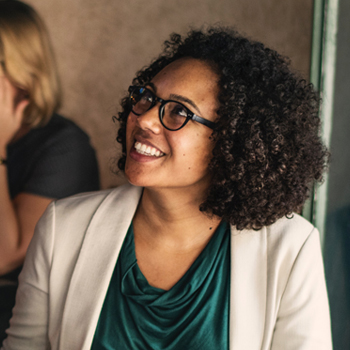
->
<box><xmin>151</xmin><ymin>58</ymin><xmax>219</xmax><ymax>98</ymax></box>
<box><xmin>154</xmin><ymin>58</ymin><xmax>216</xmax><ymax>81</ymax></box>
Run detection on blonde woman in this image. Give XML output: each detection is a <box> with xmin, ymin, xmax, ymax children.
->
<box><xmin>0</xmin><ymin>0</ymin><xmax>99</xmax><ymax>344</ymax></box>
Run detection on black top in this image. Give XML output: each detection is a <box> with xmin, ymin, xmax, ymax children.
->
<box><xmin>7</xmin><ymin>114</ymin><xmax>100</xmax><ymax>199</ymax></box>
<box><xmin>2</xmin><ymin>114</ymin><xmax>99</xmax><ymax>282</ymax></box>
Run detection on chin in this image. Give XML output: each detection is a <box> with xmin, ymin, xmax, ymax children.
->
<box><xmin>125</xmin><ymin>178</ymin><xmax>144</xmax><ymax>187</ymax></box>
<box><xmin>124</xmin><ymin>169</ymin><xmax>151</xmax><ymax>188</ymax></box>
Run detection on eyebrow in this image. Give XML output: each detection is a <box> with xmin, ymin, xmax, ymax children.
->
<box><xmin>169</xmin><ymin>94</ymin><xmax>200</xmax><ymax>114</ymax></box>
<box><xmin>146</xmin><ymin>82</ymin><xmax>201</xmax><ymax>115</ymax></box>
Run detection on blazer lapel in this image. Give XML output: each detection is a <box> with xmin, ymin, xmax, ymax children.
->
<box><xmin>59</xmin><ymin>185</ymin><xmax>143</xmax><ymax>350</ymax></box>
<box><xmin>229</xmin><ymin>225</ymin><xmax>267</xmax><ymax>350</ymax></box>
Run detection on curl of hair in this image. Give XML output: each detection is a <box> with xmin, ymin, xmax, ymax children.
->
<box><xmin>116</xmin><ymin>27</ymin><xmax>329</xmax><ymax>230</ymax></box>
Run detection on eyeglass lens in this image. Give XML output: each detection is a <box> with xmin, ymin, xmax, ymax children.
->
<box><xmin>130</xmin><ymin>87</ymin><xmax>153</xmax><ymax>115</ymax></box>
<box><xmin>130</xmin><ymin>87</ymin><xmax>189</xmax><ymax>131</ymax></box>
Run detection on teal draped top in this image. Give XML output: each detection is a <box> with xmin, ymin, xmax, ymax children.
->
<box><xmin>91</xmin><ymin>221</ymin><xmax>230</xmax><ymax>350</ymax></box>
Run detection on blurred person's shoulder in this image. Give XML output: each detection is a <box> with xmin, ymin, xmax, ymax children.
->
<box><xmin>42</xmin><ymin>114</ymin><xmax>91</xmax><ymax>143</ymax></box>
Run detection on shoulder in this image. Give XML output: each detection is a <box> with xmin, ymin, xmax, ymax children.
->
<box><xmin>8</xmin><ymin>114</ymin><xmax>94</xmax><ymax>159</ymax></box>
<box><xmin>231</xmin><ymin>213</ymin><xmax>319</xmax><ymax>269</ymax></box>
<box><xmin>35</xmin><ymin>183</ymin><xmax>141</xmax><ymax>247</ymax></box>
<box><xmin>265</xmin><ymin>213</ymin><xmax>317</xmax><ymax>255</ymax></box>
<box><xmin>39</xmin><ymin>114</ymin><xmax>91</xmax><ymax>147</ymax></box>
<box><xmin>27</xmin><ymin>113</ymin><xmax>94</xmax><ymax>154</ymax></box>
<box><xmin>43</xmin><ymin>114</ymin><xmax>87</xmax><ymax>134</ymax></box>
<box><xmin>232</xmin><ymin>213</ymin><xmax>315</xmax><ymax>244</ymax></box>
<box><xmin>262</xmin><ymin>214</ymin><xmax>322</xmax><ymax>285</ymax></box>
<box><xmin>52</xmin><ymin>183</ymin><xmax>142</xmax><ymax>220</ymax></box>
<box><xmin>8</xmin><ymin>114</ymin><xmax>100</xmax><ymax>198</ymax></box>
<box><xmin>48</xmin><ymin>114</ymin><xmax>88</xmax><ymax>136</ymax></box>
<box><xmin>35</xmin><ymin>183</ymin><xmax>141</xmax><ymax>259</ymax></box>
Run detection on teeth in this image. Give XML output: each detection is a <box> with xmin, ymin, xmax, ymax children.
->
<box><xmin>134</xmin><ymin>141</ymin><xmax>164</xmax><ymax>157</ymax></box>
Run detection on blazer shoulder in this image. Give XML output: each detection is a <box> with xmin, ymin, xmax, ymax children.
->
<box><xmin>265</xmin><ymin>213</ymin><xmax>320</xmax><ymax>266</ymax></box>
<box><xmin>268</xmin><ymin>213</ymin><xmax>316</xmax><ymax>242</ymax></box>
<box><xmin>231</xmin><ymin>213</ymin><xmax>315</xmax><ymax>243</ymax></box>
<box><xmin>44</xmin><ymin>184</ymin><xmax>142</xmax><ymax>238</ymax></box>
<box><xmin>37</xmin><ymin>183</ymin><xmax>142</xmax><ymax>262</ymax></box>
<box><xmin>53</xmin><ymin>183</ymin><xmax>141</xmax><ymax>216</ymax></box>
<box><xmin>230</xmin><ymin>214</ymin><xmax>318</xmax><ymax>266</ymax></box>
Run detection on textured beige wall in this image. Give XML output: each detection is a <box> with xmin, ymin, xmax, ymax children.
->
<box><xmin>25</xmin><ymin>0</ymin><xmax>313</xmax><ymax>189</ymax></box>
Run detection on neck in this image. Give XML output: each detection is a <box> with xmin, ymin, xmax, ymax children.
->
<box><xmin>133</xmin><ymin>186</ymin><xmax>222</xmax><ymax>250</ymax></box>
<box><xmin>10</xmin><ymin>125</ymin><xmax>31</xmax><ymax>144</ymax></box>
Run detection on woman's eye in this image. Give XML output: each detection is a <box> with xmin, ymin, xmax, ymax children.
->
<box><xmin>171</xmin><ymin>104</ymin><xmax>188</xmax><ymax>118</ymax></box>
<box><xmin>140</xmin><ymin>92</ymin><xmax>153</xmax><ymax>103</ymax></box>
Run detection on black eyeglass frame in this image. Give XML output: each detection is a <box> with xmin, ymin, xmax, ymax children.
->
<box><xmin>128</xmin><ymin>85</ymin><xmax>217</xmax><ymax>131</ymax></box>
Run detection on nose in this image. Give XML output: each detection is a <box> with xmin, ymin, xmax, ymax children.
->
<box><xmin>135</xmin><ymin>104</ymin><xmax>162</xmax><ymax>134</ymax></box>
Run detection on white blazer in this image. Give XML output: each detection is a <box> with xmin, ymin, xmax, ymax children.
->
<box><xmin>2</xmin><ymin>184</ymin><xmax>332</xmax><ymax>350</ymax></box>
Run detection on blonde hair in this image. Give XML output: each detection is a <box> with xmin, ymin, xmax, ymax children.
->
<box><xmin>0</xmin><ymin>0</ymin><xmax>61</xmax><ymax>127</ymax></box>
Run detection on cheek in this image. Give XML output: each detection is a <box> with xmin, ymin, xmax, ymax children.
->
<box><xmin>196</xmin><ymin>137</ymin><xmax>215</xmax><ymax>169</ymax></box>
<box><xmin>126</xmin><ymin>114</ymin><xmax>136</xmax><ymax>146</ymax></box>
<box><xmin>175</xmin><ymin>135</ymin><xmax>214</xmax><ymax>171</ymax></box>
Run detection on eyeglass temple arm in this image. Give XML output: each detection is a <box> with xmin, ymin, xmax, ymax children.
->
<box><xmin>191</xmin><ymin>114</ymin><xmax>217</xmax><ymax>130</ymax></box>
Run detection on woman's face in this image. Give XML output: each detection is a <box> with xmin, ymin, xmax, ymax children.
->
<box><xmin>125</xmin><ymin>58</ymin><xmax>219</xmax><ymax>193</ymax></box>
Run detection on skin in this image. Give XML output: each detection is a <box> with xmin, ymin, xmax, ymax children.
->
<box><xmin>125</xmin><ymin>58</ymin><xmax>223</xmax><ymax>290</ymax></box>
<box><xmin>0</xmin><ymin>73</ymin><xmax>52</xmax><ymax>275</ymax></box>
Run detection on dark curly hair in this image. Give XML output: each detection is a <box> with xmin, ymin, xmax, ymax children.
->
<box><xmin>116</xmin><ymin>27</ymin><xmax>328</xmax><ymax>230</ymax></box>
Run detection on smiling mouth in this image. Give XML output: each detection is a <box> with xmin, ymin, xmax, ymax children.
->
<box><xmin>134</xmin><ymin>141</ymin><xmax>165</xmax><ymax>157</ymax></box>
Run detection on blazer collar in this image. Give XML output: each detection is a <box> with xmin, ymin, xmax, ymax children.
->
<box><xmin>58</xmin><ymin>185</ymin><xmax>267</xmax><ymax>350</ymax></box>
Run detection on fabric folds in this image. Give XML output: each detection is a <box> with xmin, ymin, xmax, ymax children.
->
<box><xmin>91</xmin><ymin>221</ymin><xmax>230</xmax><ymax>350</ymax></box>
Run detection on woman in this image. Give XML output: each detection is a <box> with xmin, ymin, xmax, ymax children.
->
<box><xmin>0</xmin><ymin>0</ymin><xmax>99</xmax><ymax>345</ymax></box>
<box><xmin>2</xmin><ymin>27</ymin><xmax>331</xmax><ymax>349</ymax></box>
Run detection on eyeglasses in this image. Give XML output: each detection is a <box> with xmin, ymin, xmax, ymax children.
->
<box><xmin>128</xmin><ymin>86</ymin><xmax>217</xmax><ymax>131</ymax></box>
